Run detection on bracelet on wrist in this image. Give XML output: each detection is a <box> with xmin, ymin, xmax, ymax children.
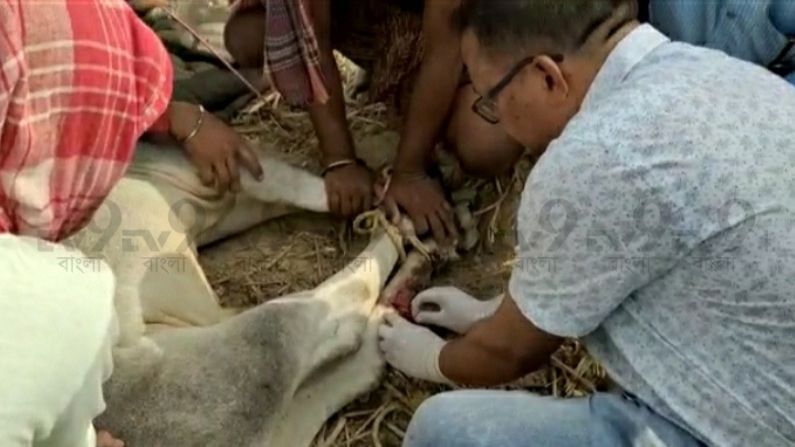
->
<box><xmin>179</xmin><ymin>104</ymin><xmax>206</xmax><ymax>144</ymax></box>
<box><xmin>321</xmin><ymin>158</ymin><xmax>364</xmax><ymax>177</ymax></box>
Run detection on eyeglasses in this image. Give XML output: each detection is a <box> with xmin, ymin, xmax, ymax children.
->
<box><xmin>472</xmin><ymin>53</ymin><xmax>564</xmax><ymax>125</ymax></box>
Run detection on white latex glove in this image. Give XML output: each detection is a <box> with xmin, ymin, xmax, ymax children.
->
<box><xmin>412</xmin><ymin>287</ymin><xmax>504</xmax><ymax>334</ymax></box>
<box><xmin>378</xmin><ymin>312</ymin><xmax>451</xmax><ymax>384</ymax></box>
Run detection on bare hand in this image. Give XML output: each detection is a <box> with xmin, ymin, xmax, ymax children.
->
<box><xmin>382</xmin><ymin>171</ymin><xmax>458</xmax><ymax>243</ymax></box>
<box><xmin>170</xmin><ymin>103</ymin><xmax>264</xmax><ymax>194</ymax></box>
<box><xmin>324</xmin><ymin>163</ymin><xmax>373</xmax><ymax>218</ymax></box>
<box><xmin>97</xmin><ymin>430</ymin><xmax>124</xmax><ymax>447</ymax></box>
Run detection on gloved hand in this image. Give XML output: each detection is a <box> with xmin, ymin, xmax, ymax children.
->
<box><xmin>412</xmin><ymin>287</ymin><xmax>504</xmax><ymax>334</ymax></box>
<box><xmin>378</xmin><ymin>312</ymin><xmax>451</xmax><ymax>384</ymax></box>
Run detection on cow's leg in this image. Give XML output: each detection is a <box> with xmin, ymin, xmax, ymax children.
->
<box><xmin>139</xmin><ymin>250</ymin><xmax>239</xmax><ymax>332</ymax></box>
<box><xmin>191</xmin><ymin>152</ymin><xmax>329</xmax><ymax>247</ymax></box>
<box><xmin>240</xmin><ymin>153</ymin><xmax>328</xmax><ymax>213</ymax></box>
<box><xmin>266</xmin><ymin>308</ymin><xmax>386</xmax><ymax>447</ymax></box>
<box><xmin>129</xmin><ymin>142</ymin><xmax>328</xmax><ymax>245</ymax></box>
<box><xmin>112</xmin><ymin>259</ymin><xmax>149</xmax><ymax>347</ymax></box>
<box><xmin>195</xmin><ymin>196</ymin><xmax>293</xmax><ymax>246</ymax></box>
<box><xmin>267</xmin><ymin>247</ymin><xmax>435</xmax><ymax>447</ymax></box>
<box><xmin>98</xmin><ymin>234</ymin><xmax>400</xmax><ymax>447</ymax></box>
<box><xmin>121</xmin><ymin>143</ymin><xmax>328</xmax><ymax>328</ymax></box>
<box><xmin>295</xmin><ymin>230</ymin><xmax>399</xmax><ymax>381</ymax></box>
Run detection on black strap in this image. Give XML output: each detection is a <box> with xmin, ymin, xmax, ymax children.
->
<box><xmin>638</xmin><ymin>0</ymin><xmax>651</xmax><ymax>23</ymax></box>
<box><xmin>769</xmin><ymin>38</ymin><xmax>795</xmax><ymax>77</ymax></box>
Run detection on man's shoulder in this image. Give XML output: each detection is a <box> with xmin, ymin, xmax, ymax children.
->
<box><xmin>630</xmin><ymin>38</ymin><xmax>791</xmax><ymax>103</ymax></box>
<box><xmin>518</xmin><ymin>135</ymin><xmax>624</xmax><ymax>227</ymax></box>
<box><xmin>570</xmin><ymin>39</ymin><xmax>795</xmax><ymax>153</ymax></box>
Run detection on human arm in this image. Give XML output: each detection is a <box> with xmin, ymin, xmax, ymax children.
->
<box><xmin>438</xmin><ymin>292</ymin><xmax>562</xmax><ymax>386</ymax></box>
<box><xmin>146</xmin><ymin>101</ymin><xmax>264</xmax><ymax>194</ymax></box>
<box><xmin>382</xmin><ymin>138</ymin><xmax>692</xmax><ymax>385</ymax></box>
<box><xmin>305</xmin><ymin>0</ymin><xmax>372</xmax><ymax>218</ymax></box>
<box><xmin>380</xmin><ymin>291</ymin><xmax>562</xmax><ymax>387</ymax></box>
<box><xmin>438</xmin><ymin>138</ymin><xmax>692</xmax><ymax>385</ymax></box>
<box><xmin>382</xmin><ymin>0</ymin><xmax>463</xmax><ymax>241</ymax></box>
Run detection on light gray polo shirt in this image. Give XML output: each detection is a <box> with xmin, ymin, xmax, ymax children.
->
<box><xmin>510</xmin><ymin>25</ymin><xmax>795</xmax><ymax>447</ymax></box>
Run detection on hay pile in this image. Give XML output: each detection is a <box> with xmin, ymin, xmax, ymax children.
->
<box><xmin>197</xmin><ymin>54</ymin><xmax>607</xmax><ymax>447</ymax></box>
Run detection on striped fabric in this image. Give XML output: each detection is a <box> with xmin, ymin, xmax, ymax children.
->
<box><xmin>0</xmin><ymin>0</ymin><xmax>173</xmax><ymax>241</ymax></box>
<box><xmin>231</xmin><ymin>0</ymin><xmax>329</xmax><ymax>106</ymax></box>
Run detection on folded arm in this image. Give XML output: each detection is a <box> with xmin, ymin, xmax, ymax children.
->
<box><xmin>439</xmin><ymin>292</ymin><xmax>563</xmax><ymax>386</ymax></box>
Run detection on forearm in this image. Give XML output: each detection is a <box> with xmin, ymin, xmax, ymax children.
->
<box><xmin>438</xmin><ymin>295</ymin><xmax>562</xmax><ymax>387</ymax></box>
<box><xmin>144</xmin><ymin>101</ymin><xmax>199</xmax><ymax>143</ymax></box>
<box><xmin>306</xmin><ymin>0</ymin><xmax>355</xmax><ymax>165</ymax></box>
<box><xmin>308</xmin><ymin>50</ymin><xmax>355</xmax><ymax>164</ymax></box>
<box><xmin>439</xmin><ymin>328</ymin><xmax>535</xmax><ymax>386</ymax></box>
<box><xmin>394</xmin><ymin>5</ymin><xmax>463</xmax><ymax>173</ymax></box>
<box><xmin>394</xmin><ymin>54</ymin><xmax>462</xmax><ymax>172</ymax></box>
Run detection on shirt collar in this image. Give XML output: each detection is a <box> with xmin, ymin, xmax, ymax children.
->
<box><xmin>581</xmin><ymin>24</ymin><xmax>670</xmax><ymax>108</ymax></box>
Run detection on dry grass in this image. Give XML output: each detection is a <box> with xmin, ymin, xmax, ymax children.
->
<box><xmin>196</xmin><ymin>54</ymin><xmax>607</xmax><ymax>447</ymax></box>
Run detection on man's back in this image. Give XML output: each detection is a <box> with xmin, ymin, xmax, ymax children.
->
<box><xmin>514</xmin><ymin>25</ymin><xmax>795</xmax><ymax>446</ymax></box>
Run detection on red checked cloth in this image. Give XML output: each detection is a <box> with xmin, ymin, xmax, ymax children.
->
<box><xmin>231</xmin><ymin>0</ymin><xmax>329</xmax><ymax>106</ymax></box>
<box><xmin>0</xmin><ymin>0</ymin><xmax>173</xmax><ymax>241</ymax></box>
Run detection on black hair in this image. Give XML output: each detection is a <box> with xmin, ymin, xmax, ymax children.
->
<box><xmin>455</xmin><ymin>0</ymin><xmax>639</xmax><ymax>55</ymax></box>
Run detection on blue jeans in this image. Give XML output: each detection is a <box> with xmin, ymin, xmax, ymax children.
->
<box><xmin>403</xmin><ymin>391</ymin><xmax>705</xmax><ymax>447</ymax></box>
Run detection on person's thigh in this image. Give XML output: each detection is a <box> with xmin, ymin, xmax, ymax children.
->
<box><xmin>403</xmin><ymin>390</ymin><xmax>704</xmax><ymax>447</ymax></box>
<box><xmin>404</xmin><ymin>390</ymin><xmax>590</xmax><ymax>447</ymax></box>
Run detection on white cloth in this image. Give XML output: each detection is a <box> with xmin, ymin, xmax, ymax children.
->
<box><xmin>412</xmin><ymin>287</ymin><xmax>503</xmax><ymax>334</ymax></box>
<box><xmin>0</xmin><ymin>235</ymin><xmax>116</xmax><ymax>447</ymax></box>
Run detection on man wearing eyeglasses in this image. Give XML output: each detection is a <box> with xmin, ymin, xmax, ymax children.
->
<box><xmin>379</xmin><ymin>1</ymin><xmax>795</xmax><ymax>446</ymax></box>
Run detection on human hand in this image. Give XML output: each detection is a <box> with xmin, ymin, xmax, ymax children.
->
<box><xmin>169</xmin><ymin>102</ymin><xmax>264</xmax><ymax>194</ymax></box>
<box><xmin>381</xmin><ymin>171</ymin><xmax>458</xmax><ymax>243</ymax></box>
<box><xmin>324</xmin><ymin>163</ymin><xmax>373</xmax><ymax>218</ymax></box>
<box><xmin>378</xmin><ymin>312</ymin><xmax>451</xmax><ymax>384</ymax></box>
<box><xmin>412</xmin><ymin>287</ymin><xmax>503</xmax><ymax>334</ymax></box>
<box><xmin>97</xmin><ymin>430</ymin><xmax>124</xmax><ymax>447</ymax></box>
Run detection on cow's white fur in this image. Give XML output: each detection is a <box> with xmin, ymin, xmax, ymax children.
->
<box><xmin>66</xmin><ymin>141</ymin><xmax>399</xmax><ymax>446</ymax></box>
<box><xmin>65</xmin><ymin>142</ymin><xmax>327</xmax><ymax>346</ymax></box>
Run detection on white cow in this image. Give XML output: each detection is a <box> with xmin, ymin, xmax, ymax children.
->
<box><xmin>65</xmin><ymin>141</ymin><xmax>432</xmax><ymax>446</ymax></box>
<box><xmin>65</xmin><ymin>142</ymin><xmax>328</xmax><ymax>345</ymax></box>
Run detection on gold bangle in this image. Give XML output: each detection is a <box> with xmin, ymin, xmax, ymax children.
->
<box><xmin>321</xmin><ymin>158</ymin><xmax>360</xmax><ymax>176</ymax></box>
<box><xmin>180</xmin><ymin>104</ymin><xmax>205</xmax><ymax>144</ymax></box>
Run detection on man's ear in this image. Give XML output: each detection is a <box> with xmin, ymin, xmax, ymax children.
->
<box><xmin>533</xmin><ymin>55</ymin><xmax>569</xmax><ymax>101</ymax></box>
